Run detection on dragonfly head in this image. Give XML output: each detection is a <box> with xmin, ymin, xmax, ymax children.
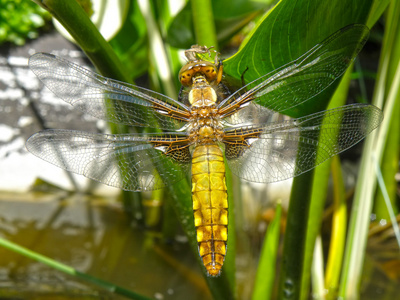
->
<box><xmin>180</xmin><ymin>45</ymin><xmax>223</xmax><ymax>87</ymax></box>
<box><xmin>179</xmin><ymin>60</ymin><xmax>219</xmax><ymax>87</ymax></box>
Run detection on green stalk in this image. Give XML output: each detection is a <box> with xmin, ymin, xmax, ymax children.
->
<box><xmin>252</xmin><ymin>204</ymin><xmax>282</xmax><ymax>300</ymax></box>
<box><xmin>299</xmin><ymin>162</ymin><xmax>330</xmax><ymax>300</ymax></box>
<box><xmin>325</xmin><ymin>156</ymin><xmax>347</xmax><ymax>299</ymax></box>
<box><xmin>190</xmin><ymin>0</ymin><xmax>218</xmax><ymax>48</ymax></box>
<box><xmin>311</xmin><ymin>236</ymin><xmax>325</xmax><ymax>298</ymax></box>
<box><xmin>278</xmin><ymin>170</ymin><xmax>314</xmax><ymax>299</ymax></box>
<box><xmin>373</xmin><ymin>2</ymin><xmax>400</xmax><ymax>219</ymax></box>
<box><xmin>374</xmin><ymin>100</ymin><xmax>399</xmax><ymax>219</ymax></box>
<box><xmin>0</xmin><ymin>237</ymin><xmax>150</xmax><ymax>300</ymax></box>
<box><xmin>338</xmin><ymin>129</ymin><xmax>378</xmax><ymax>299</ymax></box>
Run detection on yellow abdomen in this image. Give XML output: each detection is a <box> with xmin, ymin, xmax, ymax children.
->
<box><xmin>192</xmin><ymin>144</ymin><xmax>228</xmax><ymax>276</ymax></box>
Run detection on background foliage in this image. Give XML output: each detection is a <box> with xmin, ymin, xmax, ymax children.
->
<box><xmin>0</xmin><ymin>0</ymin><xmax>51</xmax><ymax>45</ymax></box>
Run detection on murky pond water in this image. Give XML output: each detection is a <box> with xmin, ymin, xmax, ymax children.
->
<box><xmin>0</xmin><ymin>191</ymin><xmax>211</xmax><ymax>299</ymax></box>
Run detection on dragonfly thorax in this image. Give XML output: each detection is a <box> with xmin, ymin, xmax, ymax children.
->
<box><xmin>188</xmin><ymin>76</ymin><xmax>218</xmax><ymax>107</ymax></box>
<box><xmin>188</xmin><ymin>108</ymin><xmax>223</xmax><ymax>143</ymax></box>
<box><xmin>188</xmin><ymin>122</ymin><xmax>223</xmax><ymax>144</ymax></box>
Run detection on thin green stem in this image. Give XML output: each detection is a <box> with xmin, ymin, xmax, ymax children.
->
<box><xmin>311</xmin><ymin>236</ymin><xmax>325</xmax><ymax>298</ymax></box>
<box><xmin>325</xmin><ymin>156</ymin><xmax>347</xmax><ymax>299</ymax></box>
<box><xmin>373</xmin><ymin>0</ymin><xmax>400</xmax><ymax>219</ymax></box>
<box><xmin>300</xmin><ymin>162</ymin><xmax>330</xmax><ymax>300</ymax></box>
<box><xmin>0</xmin><ymin>237</ymin><xmax>150</xmax><ymax>300</ymax></box>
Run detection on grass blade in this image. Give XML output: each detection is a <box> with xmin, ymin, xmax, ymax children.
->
<box><xmin>0</xmin><ymin>237</ymin><xmax>150</xmax><ymax>300</ymax></box>
<box><xmin>252</xmin><ymin>204</ymin><xmax>282</xmax><ymax>300</ymax></box>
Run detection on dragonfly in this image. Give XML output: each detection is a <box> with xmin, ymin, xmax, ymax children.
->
<box><xmin>26</xmin><ymin>24</ymin><xmax>383</xmax><ymax>277</ymax></box>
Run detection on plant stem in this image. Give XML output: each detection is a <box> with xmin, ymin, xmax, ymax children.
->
<box><xmin>190</xmin><ymin>0</ymin><xmax>218</xmax><ymax>48</ymax></box>
<box><xmin>0</xmin><ymin>237</ymin><xmax>150</xmax><ymax>300</ymax></box>
<box><xmin>252</xmin><ymin>204</ymin><xmax>282</xmax><ymax>300</ymax></box>
<box><xmin>278</xmin><ymin>170</ymin><xmax>314</xmax><ymax>299</ymax></box>
<box><xmin>325</xmin><ymin>156</ymin><xmax>347</xmax><ymax>299</ymax></box>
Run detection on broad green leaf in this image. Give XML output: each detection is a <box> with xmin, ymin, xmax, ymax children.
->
<box><xmin>223</xmin><ymin>0</ymin><xmax>374</xmax><ymax>117</ymax></box>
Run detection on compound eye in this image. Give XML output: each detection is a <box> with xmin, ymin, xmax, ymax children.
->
<box><xmin>203</xmin><ymin>66</ymin><xmax>217</xmax><ymax>81</ymax></box>
<box><xmin>179</xmin><ymin>70</ymin><xmax>193</xmax><ymax>86</ymax></box>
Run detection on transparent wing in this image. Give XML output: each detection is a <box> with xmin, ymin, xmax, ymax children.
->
<box><xmin>218</xmin><ymin>24</ymin><xmax>369</xmax><ymax>115</ymax></box>
<box><xmin>224</xmin><ymin>104</ymin><xmax>383</xmax><ymax>183</ymax></box>
<box><xmin>222</xmin><ymin>102</ymin><xmax>279</xmax><ymax>127</ymax></box>
<box><xmin>26</xmin><ymin>130</ymin><xmax>192</xmax><ymax>191</ymax></box>
<box><xmin>29</xmin><ymin>53</ymin><xmax>190</xmax><ymax>130</ymax></box>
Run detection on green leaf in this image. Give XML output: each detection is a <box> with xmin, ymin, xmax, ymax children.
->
<box><xmin>223</xmin><ymin>0</ymin><xmax>374</xmax><ymax>117</ymax></box>
<box><xmin>252</xmin><ymin>204</ymin><xmax>282</xmax><ymax>300</ymax></box>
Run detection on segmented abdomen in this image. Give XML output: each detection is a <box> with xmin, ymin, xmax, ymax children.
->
<box><xmin>191</xmin><ymin>144</ymin><xmax>228</xmax><ymax>276</ymax></box>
